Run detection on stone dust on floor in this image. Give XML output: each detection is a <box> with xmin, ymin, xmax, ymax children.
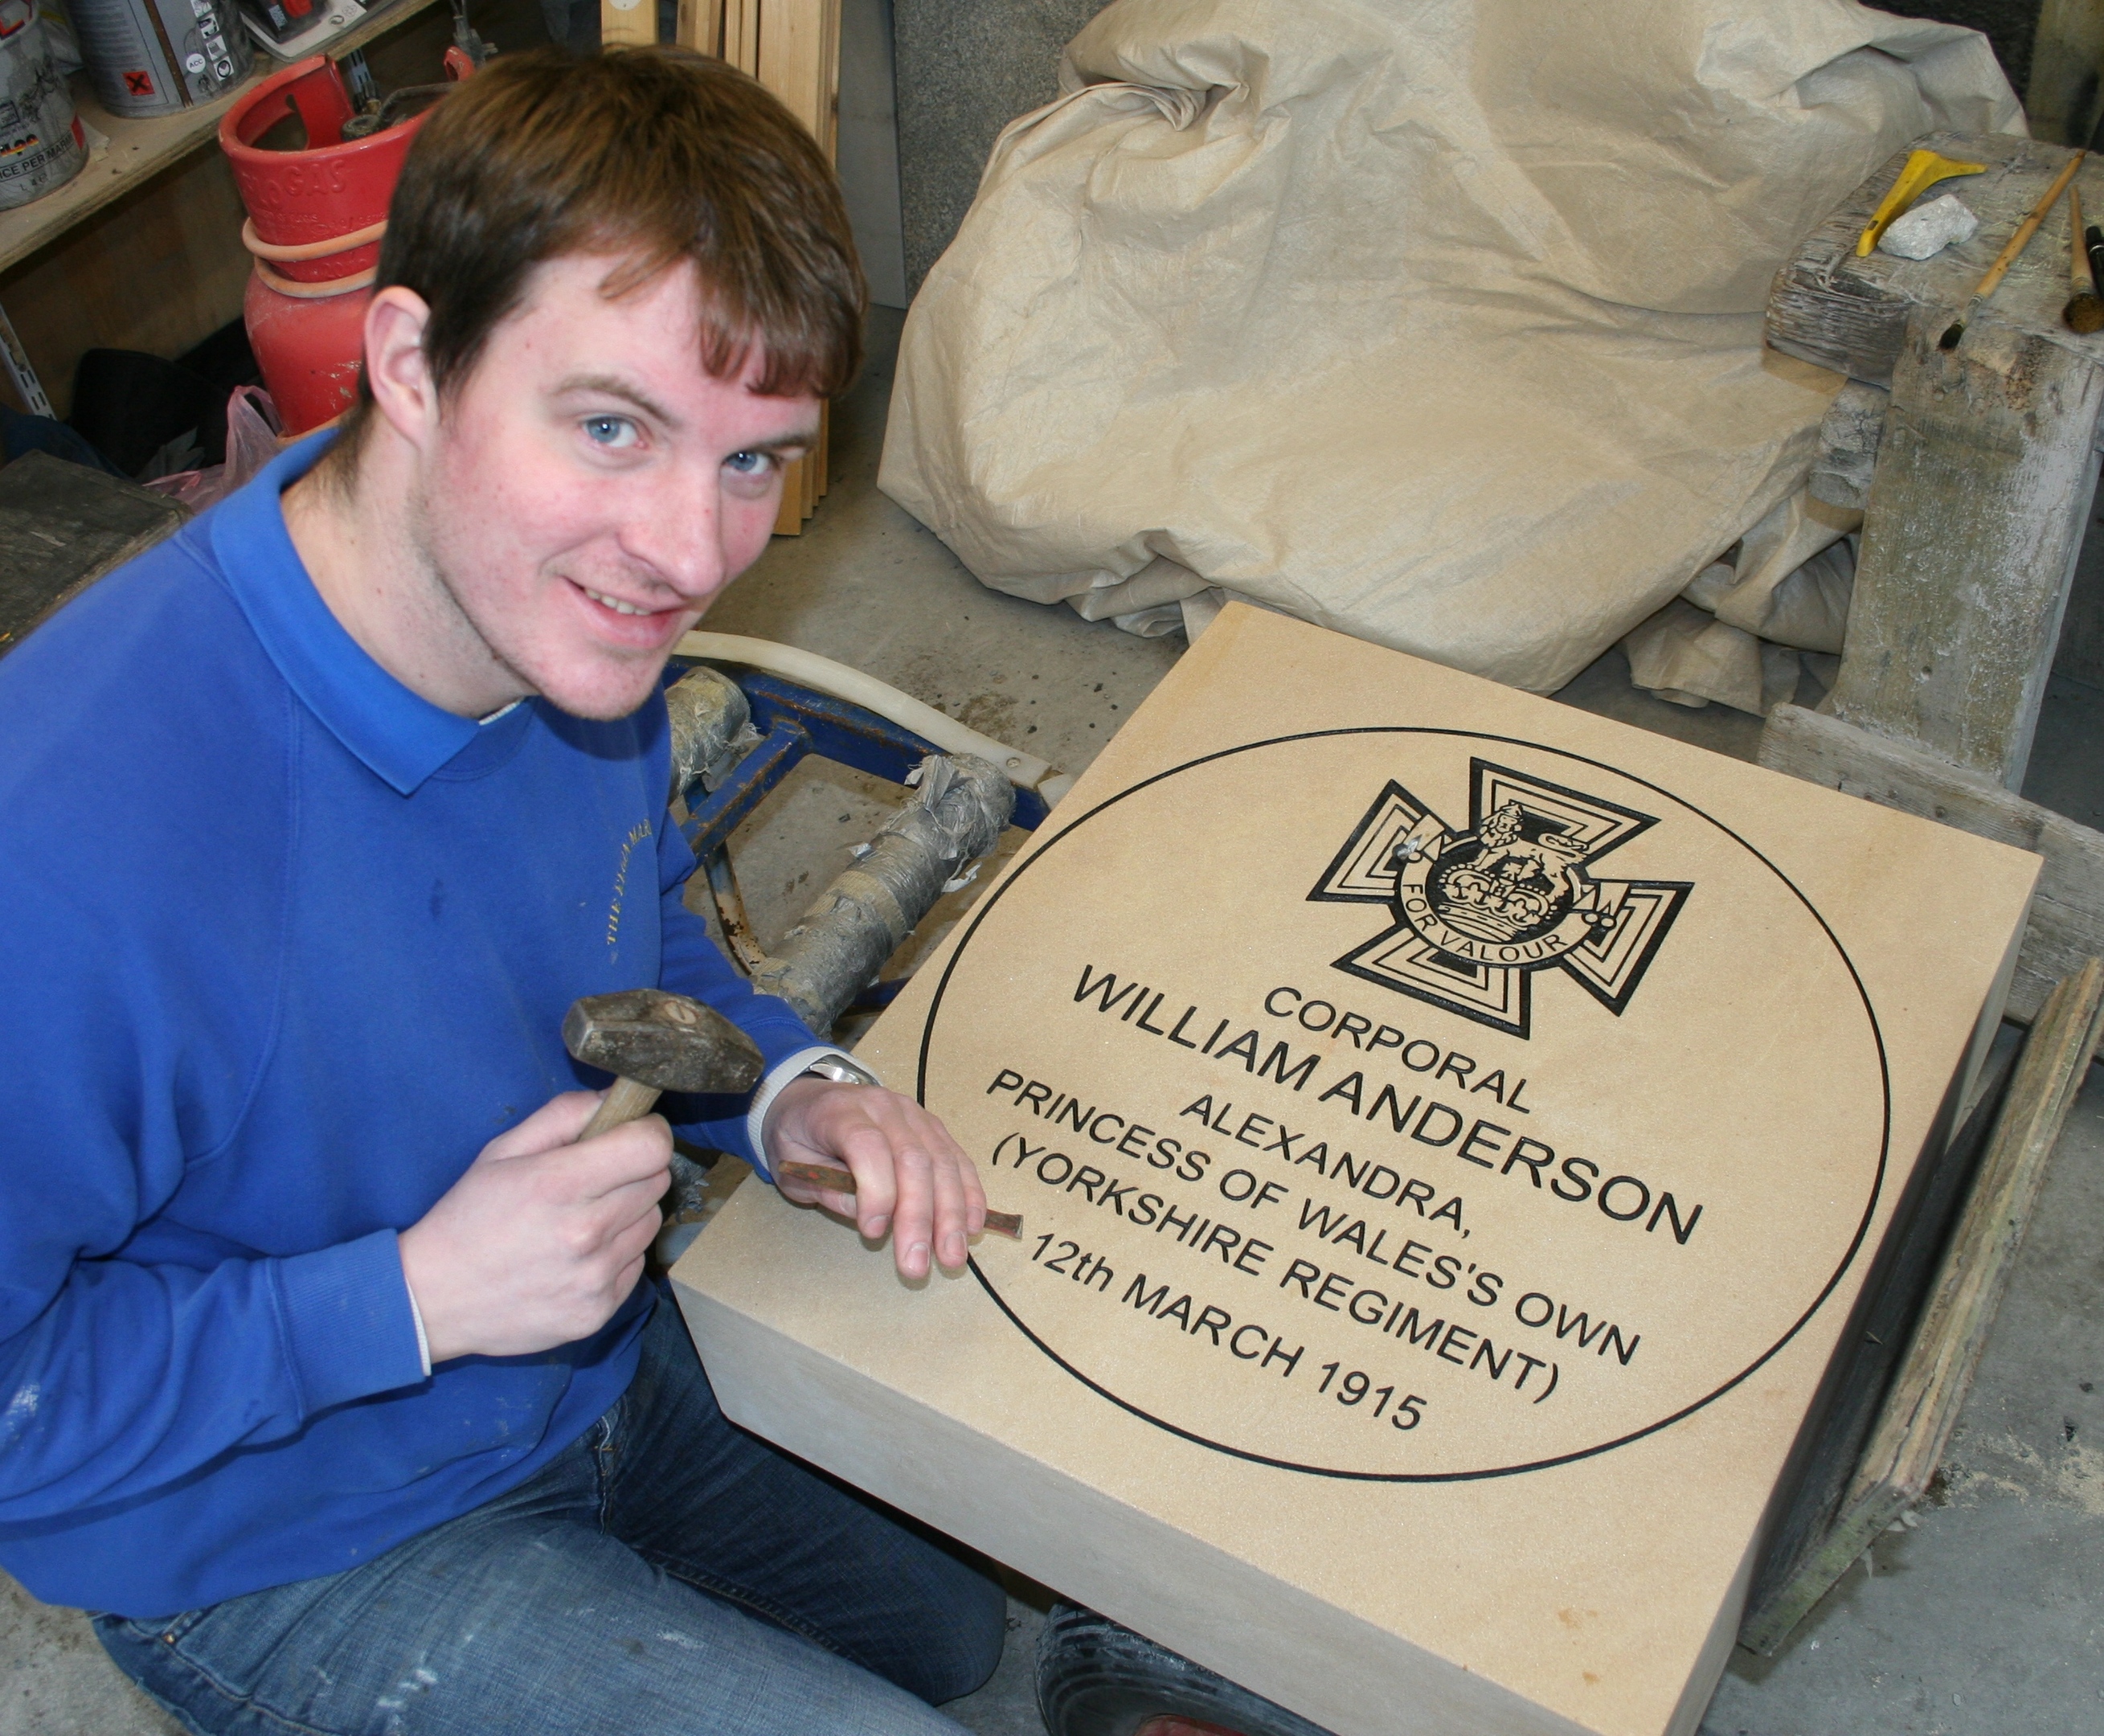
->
<box><xmin>8</xmin><ymin>305</ymin><xmax>2104</xmax><ymax>1736</ymax></box>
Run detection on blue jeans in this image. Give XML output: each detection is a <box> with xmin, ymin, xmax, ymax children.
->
<box><xmin>95</xmin><ymin>1289</ymin><xmax>1005</xmax><ymax>1735</ymax></box>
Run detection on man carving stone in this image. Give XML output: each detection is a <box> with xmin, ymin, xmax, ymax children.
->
<box><xmin>0</xmin><ymin>47</ymin><xmax>1003</xmax><ymax>1735</ymax></box>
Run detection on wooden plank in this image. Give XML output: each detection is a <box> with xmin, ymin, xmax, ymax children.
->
<box><xmin>0</xmin><ymin>0</ymin><xmax>446</xmax><ymax>282</ymax></box>
<box><xmin>1824</xmin><ymin>306</ymin><xmax>2104</xmax><ymax>788</ymax></box>
<box><xmin>1764</xmin><ymin>132</ymin><xmax>2104</xmax><ymax>788</ymax></box>
<box><xmin>755</xmin><ymin>0</ymin><xmax>837</xmax><ymax>537</ymax></box>
<box><xmin>818</xmin><ymin>0</ymin><xmax>840</xmax><ymax>159</ymax></box>
<box><xmin>674</xmin><ymin>0</ymin><xmax>722</xmax><ymax>52</ymax></box>
<box><xmin>722</xmin><ymin>0</ymin><xmax>759</xmax><ymax>74</ymax></box>
<box><xmin>1739</xmin><ymin>1030</ymin><xmax>2017</xmax><ymax>1651</ymax></box>
<box><xmin>772</xmin><ymin>451</ymin><xmax>801</xmax><ymax>533</ymax></box>
<box><xmin>1759</xmin><ymin>704</ymin><xmax>2104</xmax><ymax>1028</ymax></box>
<box><xmin>773</xmin><ymin>408</ymin><xmax>829</xmax><ymax>534</ymax></box>
<box><xmin>1738</xmin><ymin>958</ymin><xmax>2104</xmax><ymax>1652</ymax></box>
<box><xmin>601</xmin><ymin>0</ymin><xmax>657</xmax><ymax>47</ymax></box>
<box><xmin>0</xmin><ymin>452</ymin><xmax>186</xmax><ymax>656</ymax></box>
<box><xmin>1858</xmin><ymin>956</ymin><xmax>2104</xmax><ymax>1485</ymax></box>
<box><xmin>773</xmin><ymin>451</ymin><xmax>812</xmax><ymax>533</ymax></box>
<box><xmin>804</xmin><ymin>0</ymin><xmax>836</xmax><ymax>527</ymax></box>
<box><xmin>756</xmin><ymin>0</ymin><xmax>828</xmax><ymax>134</ymax></box>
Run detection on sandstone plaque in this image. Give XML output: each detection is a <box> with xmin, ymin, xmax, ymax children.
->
<box><xmin>673</xmin><ymin>606</ymin><xmax>2038</xmax><ymax>1736</ymax></box>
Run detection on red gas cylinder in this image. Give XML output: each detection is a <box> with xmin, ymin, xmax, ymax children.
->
<box><xmin>219</xmin><ymin>55</ymin><xmax>459</xmax><ymax>435</ymax></box>
<box><xmin>240</xmin><ymin>276</ymin><xmax>370</xmax><ymax>439</ymax></box>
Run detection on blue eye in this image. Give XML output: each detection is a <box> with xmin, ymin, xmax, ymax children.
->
<box><xmin>725</xmin><ymin>450</ymin><xmax>772</xmax><ymax>477</ymax></box>
<box><xmin>583</xmin><ymin>416</ymin><xmax>641</xmax><ymax>449</ymax></box>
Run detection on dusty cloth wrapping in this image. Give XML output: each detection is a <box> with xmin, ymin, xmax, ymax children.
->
<box><xmin>1622</xmin><ymin>486</ymin><xmax>1862</xmax><ymax>714</ymax></box>
<box><xmin>879</xmin><ymin>0</ymin><xmax>2020</xmax><ymax>692</ymax></box>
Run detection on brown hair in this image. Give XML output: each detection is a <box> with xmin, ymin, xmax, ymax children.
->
<box><xmin>334</xmin><ymin>45</ymin><xmax>864</xmax><ymax>459</ymax></box>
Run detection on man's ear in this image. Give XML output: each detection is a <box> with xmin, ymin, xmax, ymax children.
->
<box><xmin>363</xmin><ymin>288</ymin><xmax>438</xmax><ymax>448</ymax></box>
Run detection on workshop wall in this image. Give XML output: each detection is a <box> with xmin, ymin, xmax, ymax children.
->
<box><xmin>891</xmin><ymin>0</ymin><xmax>1106</xmax><ymax>296</ymax></box>
<box><xmin>838</xmin><ymin>0</ymin><xmax>907</xmax><ymax>307</ymax></box>
<box><xmin>1890</xmin><ymin>1</ymin><xmax>2042</xmax><ymax>94</ymax></box>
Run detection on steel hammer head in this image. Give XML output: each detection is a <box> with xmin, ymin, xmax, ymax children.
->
<box><xmin>563</xmin><ymin>989</ymin><xmax>764</xmax><ymax>1095</ymax></box>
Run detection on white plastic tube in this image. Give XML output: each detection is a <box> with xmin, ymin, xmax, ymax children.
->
<box><xmin>677</xmin><ymin>631</ymin><xmax>1075</xmax><ymax>808</ymax></box>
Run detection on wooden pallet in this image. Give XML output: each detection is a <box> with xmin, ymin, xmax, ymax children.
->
<box><xmin>1762</xmin><ymin>706</ymin><xmax>2104</xmax><ymax>1027</ymax></box>
<box><xmin>598</xmin><ymin>0</ymin><xmax>842</xmax><ymax>536</ymax></box>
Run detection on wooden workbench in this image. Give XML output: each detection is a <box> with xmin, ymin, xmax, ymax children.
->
<box><xmin>1758</xmin><ymin>132</ymin><xmax>2104</xmax><ymax>1026</ymax></box>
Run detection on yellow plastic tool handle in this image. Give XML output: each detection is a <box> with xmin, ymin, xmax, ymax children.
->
<box><xmin>1858</xmin><ymin>149</ymin><xmax>1988</xmax><ymax>256</ymax></box>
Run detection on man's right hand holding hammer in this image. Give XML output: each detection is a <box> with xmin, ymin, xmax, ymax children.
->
<box><xmin>399</xmin><ymin>989</ymin><xmax>988</xmax><ymax>1365</ymax></box>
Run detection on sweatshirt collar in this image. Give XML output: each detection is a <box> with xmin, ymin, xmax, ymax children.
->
<box><xmin>208</xmin><ymin>431</ymin><xmax>482</xmax><ymax>796</ymax></box>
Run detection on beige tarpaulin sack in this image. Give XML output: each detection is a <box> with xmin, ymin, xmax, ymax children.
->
<box><xmin>879</xmin><ymin>0</ymin><xmax>2020</xmax><ymax>698</ymax></box>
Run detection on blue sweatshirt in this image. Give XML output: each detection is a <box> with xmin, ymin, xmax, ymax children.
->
<box><xmin>0</xmin><ymin>436</ymin><xmax>822</xmax><ymax>1616</ymax></box>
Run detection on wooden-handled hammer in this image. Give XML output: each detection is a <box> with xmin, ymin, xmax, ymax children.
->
<box><xmin>563</xmin><ymin>987</ymin><xmax>1021</xmax><ymax>1238</ymax></box>
<box><xmin>563</xmin><ymin>988</ymin><xmax>766</xmax><ymax>1139</ymax></box>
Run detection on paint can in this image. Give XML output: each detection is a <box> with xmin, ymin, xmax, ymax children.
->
<box><xmin>68</xmin><ymin>0</ymin><xmax>250</xmax><ymax>119</ymax></box>
<box><xmin>0</xmin><ymin>0</ymin><xmax>86</xmax><ymax>211</ymax></box>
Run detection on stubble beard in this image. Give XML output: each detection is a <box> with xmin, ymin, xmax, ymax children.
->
<box><xmin>402</xmin><ymin>453</ymin><xmax>550</xmax><ymax>719</ymax></box>
<box><xmin>404</xmin><ymin>446</ymin><xmax>682</xmax><ymax>724</ymax></box>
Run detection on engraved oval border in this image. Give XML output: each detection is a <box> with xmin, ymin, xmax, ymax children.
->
<box><xmin>919</xmin><ymin>728</ymin><xmax>1893</xmax><ymax>1482</ymax></box>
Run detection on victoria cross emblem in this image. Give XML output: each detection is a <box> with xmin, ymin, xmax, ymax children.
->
<box><xmin>1308</xmin><ymin>759</ymin><xmax>1691</xmax><ymax>1038</ymax></box>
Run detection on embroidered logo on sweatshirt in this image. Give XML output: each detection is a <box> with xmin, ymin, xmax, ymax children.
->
<box><xmin>606</xmin><ymin>819</ymin><xmax>653</xmax><ymax>956</ymax></box>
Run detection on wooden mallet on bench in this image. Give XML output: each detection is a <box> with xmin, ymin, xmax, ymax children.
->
<box><xmin>563</xmin><ymin>988</ymin><xmax>1021</xmax><ymax>1239</ymax></box>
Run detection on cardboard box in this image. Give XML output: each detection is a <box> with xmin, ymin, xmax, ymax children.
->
<box><xmin>673</xmin><ymin>606</ymin><xmax>2037</xmax><ymax>1736</ymax></box>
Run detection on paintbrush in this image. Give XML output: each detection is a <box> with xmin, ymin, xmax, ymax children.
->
<box><xmin>776</xmin><ymin>1158</ymin><xmax>1024</xmax><ymax>1239</ymax></box>
<box><xmin>2067</xmin><ymin>187</ymin><xmax>2104</xmax><ymax>332</ymax></box>
<box><xmin>1940</xmin><ymin>149</ymin><xmax>2086</xmax><ymax>350</ymax></box>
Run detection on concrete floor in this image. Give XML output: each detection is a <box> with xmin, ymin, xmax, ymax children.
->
<box><xmin>7</xmin><ymin>306</ymin><xmax>2104</xmax><ymax>1735</ymax></box>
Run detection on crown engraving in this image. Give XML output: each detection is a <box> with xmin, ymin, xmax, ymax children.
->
<box><xmin>1309</xmin><ymin>762</ymin><xmax>1691</xmax><ymax>1039</ymax></box>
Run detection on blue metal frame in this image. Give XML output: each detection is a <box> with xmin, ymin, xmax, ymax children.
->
<box><xmin>674</xmin><ymin>665</ymin><xmax>1050</xmax><ymax>862</ymax></box>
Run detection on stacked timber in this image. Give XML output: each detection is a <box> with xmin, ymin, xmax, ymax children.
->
<box><xmin>599</xmin><ymin>0</ymin><xmax>841</xmax><ymax>534</ymax></box>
